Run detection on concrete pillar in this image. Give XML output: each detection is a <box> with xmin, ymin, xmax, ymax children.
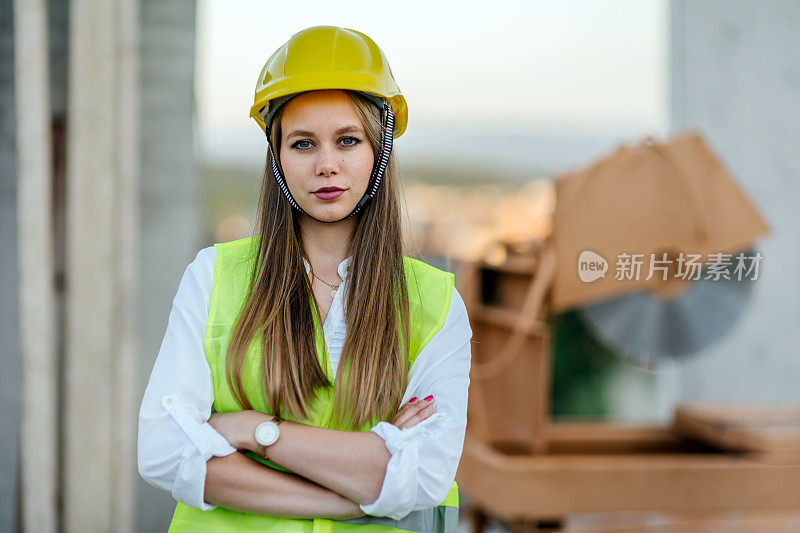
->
<box><xmin>0</xmin><ymin>0</ymin><xmax>23</xmax><ymax>530</ymax></box>
<box><xmin>14</xmin><ymin>0</ymin><xmax>58</xmax><ymax>530</ymax></box>
<box><xmin>63</xmin><ymin>0</ymin><xmax>139</xmax><ymax>531</ymax></box>
<box><xmin>135</xmin><ymin>1</ymin><xmax>200</xmax><ymax>531</ymax></box>
<box><xmin>669</xmin><ymin>1</ymin><xmax>800</xmax><ymax>402</ymax></box>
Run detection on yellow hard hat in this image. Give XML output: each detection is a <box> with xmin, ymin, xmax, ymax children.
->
<box><xmin>249</xmin><ymin>25</ymin><xmax>408</xmax><ymax>139</ymax></box>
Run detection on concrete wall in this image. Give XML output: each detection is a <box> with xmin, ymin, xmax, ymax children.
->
<box><xmin>135</xmin><ymin>1</ymin><xmax>201</xmax><ymax>531</ymax></box>
<box><xmin>668</xmin><ymin>1</ymin><xmax>800</xmax><ymax>404</ymax></box>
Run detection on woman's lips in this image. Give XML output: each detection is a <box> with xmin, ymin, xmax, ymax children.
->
<box><xmin>312</xmin><ymin>189</ymin><xmax>345</xmax><ymax>200</ymax></box>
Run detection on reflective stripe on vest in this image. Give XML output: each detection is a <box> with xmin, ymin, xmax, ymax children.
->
<box><xmin>168</xmin><ymin>236</ymin><xmax>458</xmax><ymax>533</ymax></box>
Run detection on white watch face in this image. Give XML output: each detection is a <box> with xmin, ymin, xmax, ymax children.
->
<box><xmin>255</xmin><ymin>421</ymin><xmax>280</xmax><ymax>447</ymax></box>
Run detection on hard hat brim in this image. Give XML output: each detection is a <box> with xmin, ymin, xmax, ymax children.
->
<box><xmin>249</xmin><ymin>73</ymin><xmax>408</xmax><ymax>139</ymax></box>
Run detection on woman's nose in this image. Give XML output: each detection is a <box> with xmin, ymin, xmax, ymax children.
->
<box><xmin>316</xmin><ymin>144</ymin><xmax>339</xmax><ymax>176</ymax></box>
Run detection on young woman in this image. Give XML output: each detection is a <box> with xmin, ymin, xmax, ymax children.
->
<box><xmin>138</xmin><ymin>25</ymin><xmax>472</xmax><ymax>532</ymax></box>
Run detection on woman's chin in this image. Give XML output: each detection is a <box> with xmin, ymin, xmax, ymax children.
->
<box><xmin>301</xmin><ymin>202</ymin><xmax>358</xmax><ymax>223</ymax></box>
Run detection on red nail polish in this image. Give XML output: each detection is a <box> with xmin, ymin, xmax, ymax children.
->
<box><xmin>409</xmin><ymin>397</ymin><xmax>417</xmax><ymax>402</ymax></box>
<box><xmin>424</xmin><ymin>395</ymin><xmax>434</xmax><ymax>401</ymax></box>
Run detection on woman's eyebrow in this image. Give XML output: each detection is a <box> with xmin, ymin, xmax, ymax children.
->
<box><xmin>286</xmin><ymin>125</ymin><xmax>363</xmax><ymax>139</ymax></box>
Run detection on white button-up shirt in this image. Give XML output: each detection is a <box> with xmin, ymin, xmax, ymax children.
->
<box><xmin>137</xmin><ymin>246</ymin><xmax>473</xmax><ymax>520</ymax></box>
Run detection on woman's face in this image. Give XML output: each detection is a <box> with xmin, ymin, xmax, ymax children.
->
<box><xmin>278</xmin><ymin>90</ymin><xmax>375</xmax><ymax>222</ymax></box>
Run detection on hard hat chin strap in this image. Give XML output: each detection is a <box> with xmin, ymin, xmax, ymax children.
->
<box><xmin>268</xmin><ymin>101</ymin><xmax>394</xmax><ymax>224</ymax></box>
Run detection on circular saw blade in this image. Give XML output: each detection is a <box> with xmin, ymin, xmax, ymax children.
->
<box><xmin>578</xmin><ymin>249</ymin><xmax>760</xmax><ymax>370</ymax></box>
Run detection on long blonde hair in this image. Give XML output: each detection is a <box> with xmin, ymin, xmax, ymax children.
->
<box><xmin>225</xmin><ymin>91</ymin><xmax>410</xmax><ymax>430</ymax></box>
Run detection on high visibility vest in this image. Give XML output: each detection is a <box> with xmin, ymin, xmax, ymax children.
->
<box><xmin>168</xmin><ymin>235</ymin><xmax>460</xmax><ymax>533</ymax></box>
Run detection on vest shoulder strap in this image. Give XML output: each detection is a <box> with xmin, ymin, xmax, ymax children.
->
<box><xmin>206</xmin><ymin>236</ymin><xmax>259</xmax><ymax>343</ymax></box>
<box><xmin>402</xmin><ymin>256</ymin><xmax>455</xmax><ymax>366</ymax></box>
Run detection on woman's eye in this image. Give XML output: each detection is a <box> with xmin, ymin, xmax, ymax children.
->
<box><xmin>292</xmin><ymin>140</ymin><xmax>312</xmax><ymax>150</ymax></box>
<box><xmin>341</xmin><ymin>136</ymin><xmax>361</xmax><ymax>147</ymax></box>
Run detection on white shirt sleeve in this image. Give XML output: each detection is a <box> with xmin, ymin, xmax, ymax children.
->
<box><xmin>359</xmin><ymin>286</ymin><xmax>473</xmax><ymax>520</ymax></box>
<box><xmin>137</xmin><ymin>246</ymin><xmax>237</xmax><ymax>511</ymax></box>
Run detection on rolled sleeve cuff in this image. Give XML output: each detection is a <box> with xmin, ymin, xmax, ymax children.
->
<box><xmin>162</xmin><ymin>394</ymin><xmax>237</xmax><ymax>510</ymax></box>
<box><xmin>172</xmin><ymin>445</ymin><xmax>218</xmax><ymax>510</ymax></box>
<box><xmin>359</xmin><ymin>417</ymin><xmax>440</xmax><ymax>520</ymax></box>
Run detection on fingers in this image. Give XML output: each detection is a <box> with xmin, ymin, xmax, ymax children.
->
<box><xmin>391</xmin><ymin>397</ymin><xmax>428</xmax><ymax>428</ymax></box>
<box><xmin>392</xmin><ymin>396</ymin><xmax>430</xmax><ymax>427</ymax></box>
<box><xmin>401</xmin><ymin>402</ymin><xmax>437</xmax><ymax>430</ymax></box>
<box><xmin>391</xmin><ymin>395</ymin><xmax>436</xmax><ymax>429</ymax></box>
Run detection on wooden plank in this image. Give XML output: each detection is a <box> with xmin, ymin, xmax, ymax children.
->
<box><xmin>673</xmin><ymin>403</ymin><xmax>800</xmax><ymax>456</ymax></box>
<box><xmin>543</xmin><ymin>422</ymin><xmax>704</xmax><ymax>454</ymax></box>
<box><xmin>13</xmin><ymin>0</ymin><xmax>57</xmax><ymax>531</ymax></box>
<box><xmin>533</xmin><ymin>510</ymin><xmax>800</xmax><ymax>532</ymax></box>
<box><xmin>457</xmin><ymin>435</ymin><xmax>800</xmax><ymax>521</ymax></box>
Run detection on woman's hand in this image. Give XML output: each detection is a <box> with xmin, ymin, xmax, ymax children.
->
<box><xmin>391</xmin><ymin>395</ymin><xmax>436</xmax><ymax>430</ymax></box>
<box><xmin>208</xmin><ymin>410</ymin><xmax>271</xmax><ymax>452</ymax></box>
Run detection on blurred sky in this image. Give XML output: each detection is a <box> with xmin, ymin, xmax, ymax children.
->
<box><xmin>196</xmin><ymin>0</ymin><xmax>668</xmax><ymax>174</ymax></box>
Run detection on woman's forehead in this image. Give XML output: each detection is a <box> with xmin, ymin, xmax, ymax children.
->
<box><xmin>281</xmin><ymin>91</ymin><xmax>364</xmax><ymax>134</ymax></box>
<box><xmin>283</xmin><ymin>90</ymin><xmax>354</xmax><ymax>117</ymax></box>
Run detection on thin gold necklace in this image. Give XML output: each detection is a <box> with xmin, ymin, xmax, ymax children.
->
<box><xmin>310</xmin><ymin>267</ymin><xmax>341</xmax><ymax>298</ymax></box>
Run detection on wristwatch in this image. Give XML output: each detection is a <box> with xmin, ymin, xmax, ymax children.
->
<box><xmin>254</xmin><ymin>416</ymin><xmax>284</xmax><ymax>460</ymax></box>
